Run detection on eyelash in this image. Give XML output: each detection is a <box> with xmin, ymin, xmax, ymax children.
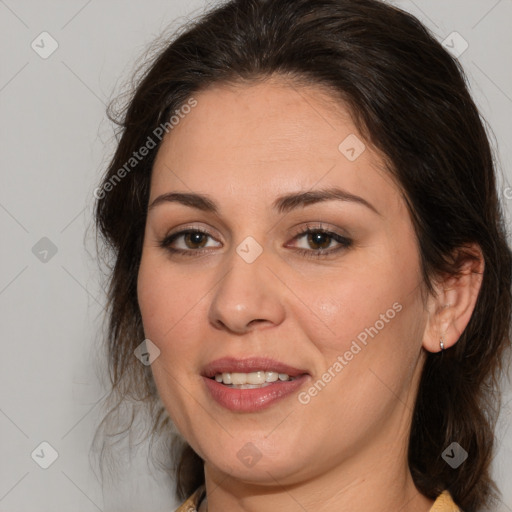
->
<box><xmin>158</xmin><ymin>223</ymin><xmax>353</xmax><ymax>259</ymax></box>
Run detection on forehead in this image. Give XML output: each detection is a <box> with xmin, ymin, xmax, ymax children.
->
<box><xmin>150</xmin><ymin>77</ymin><xmax>402</xmax><ymax>216</ymax></box>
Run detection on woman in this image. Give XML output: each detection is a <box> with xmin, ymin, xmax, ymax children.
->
<box><xmin>94</xmin><ymin>0</ymin><xmax>512</xmax><ymax>510</ymax></box>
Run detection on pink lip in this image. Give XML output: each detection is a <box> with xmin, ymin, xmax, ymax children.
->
<box><xmin>202</xmin><ymin>357</ymin><xmax>308</xmax><ymax>378</ymax></box>
<box><xmin>202</xmin><ymin>357</ymin><xmax>310</xmax><ymax>412</ymax></box>
<box><xmin>203</xmin><ymin>375</ymin><xmax>309</xmax><ymax>412</ymax></box>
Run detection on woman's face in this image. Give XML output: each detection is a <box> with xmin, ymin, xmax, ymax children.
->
<box><xmin>137</xmin><ymin>77</ymin><xmax>430</xmax><ymax>485</ymax></box>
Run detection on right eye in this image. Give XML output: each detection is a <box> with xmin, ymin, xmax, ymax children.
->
<box><xmin>159</xmin><ymin>229</ymin><xmax>222</xmax><ymax>256</ymax></box>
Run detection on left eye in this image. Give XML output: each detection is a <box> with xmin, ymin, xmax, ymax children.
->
<box><xmin>286</xmin><ymin>228</ymin><xmax>353</xmax><ymax>259</ymax></box>
<box><xmin>292</xmin><ymin>229</ymin><xmax>347</xmax><ymax>251</ymax></box>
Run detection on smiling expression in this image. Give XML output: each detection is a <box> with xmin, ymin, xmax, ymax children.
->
<box><xmin>137</xmin><ymin>76</ymin><xmax>430</xmax><ymax>486</ymax></box>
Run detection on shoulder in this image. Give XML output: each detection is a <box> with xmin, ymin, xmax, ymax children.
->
<box><xmin>174</xmin><ymin>485</ymin><xmax>206</xmax><ymax>512</ymax></box>
<box><xmin>430</xmin><ymin>490</ymin><xmax>463</xmax><ymax>512</ymax></box>
<box><xmin>174</xmin><ymin>486</ymin><xmax>461</xmax><ymax>511</ymax></box>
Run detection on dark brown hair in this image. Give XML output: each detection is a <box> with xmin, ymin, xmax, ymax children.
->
<box><xmin>94</xmin><ymin>1</ymin><xmax>512</xmax><ymax>510</ymax></box>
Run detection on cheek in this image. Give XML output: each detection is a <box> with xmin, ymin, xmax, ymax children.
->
<box><xmin>297</xmin><ymin>274</ymin><xmax>424</xmax><ymax>433</ymax></box>
<box><xmin>136</xmin><ymin>250</ymin><xmax>213</xmax><ymax>383</ymax></box>
<box><xmin>137</xmin><ymin>252</ymin><xmax>195</xmax><ymax>344</ymax></box>
<box><xmin>305</xmin><ymin>270</ymin><xmax>410</xmax><ymax>353</ymax></box>
<box><xmin>304</xmin><ymin>237</ymin><xmax>424</xmax><ymax>380</ymax></box>
<box><xmin>137</xmin><ymin>253</ymin><xmax>201</xmax><ymax>428</ymax></box>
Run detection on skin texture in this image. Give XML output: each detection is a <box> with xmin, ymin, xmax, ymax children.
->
<box><xmin>137</xmin><ymin>76</ymin><xmax>484</xmax><ymax>511</ymax></box>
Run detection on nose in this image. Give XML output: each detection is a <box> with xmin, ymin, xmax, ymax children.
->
<box><xmin>208</xmin><ymin>248</ymin><xmax>286</xmax><ymax>335</ymax></box>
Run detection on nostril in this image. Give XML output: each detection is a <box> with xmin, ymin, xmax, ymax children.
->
<box><xmin>248</xmin><ymin>319</ymin><xmax>266</xmax><ymax>326</ymax></box>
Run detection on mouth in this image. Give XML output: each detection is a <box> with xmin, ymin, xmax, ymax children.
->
<box><xmin>202</xmin><ymin>356</ymin><xmax>309</xmax><ymax>381</ymax></box>
<box><xmin>202</xmin><ymin>357</ymin><xmax>310</xmax><ymax>411</ymax></box>
<box><xmin>211</xmin><ymin>370</ymin><xmax>300</xmax><ymax>389</ymax></box>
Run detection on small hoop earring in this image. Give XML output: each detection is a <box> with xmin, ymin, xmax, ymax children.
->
<box><xmin>440</xmin><ymin>337</ymin><xmax>445</xmax><ymax>352</ymax></box>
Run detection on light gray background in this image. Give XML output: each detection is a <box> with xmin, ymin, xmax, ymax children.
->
<box><xmin>1</xmin><ymin>1</ymin><xmax>511</xmax><ymax>511</ymax></box>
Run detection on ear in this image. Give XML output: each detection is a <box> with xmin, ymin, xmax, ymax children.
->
<box><xmin>422</xmin><ymin>243</ymin><xmax>485</xmax><ymax>353</ymax></box>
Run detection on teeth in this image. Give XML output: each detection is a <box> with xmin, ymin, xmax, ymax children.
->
<box><xmin>247</xmin><ymin>371</ymin><xmax>265</xmax><ymax>385</ymax></box>
<box><xmin>213</xmin><ymin>371</ymin><xmax>294</xmax><ymax>386</ymax></box>
<box><xmin>232</xmin><ymin>383</ymin><xmax>273</xmax><ymax>389</ymax></box>
<box><xmin>265</xmin><ymin>371</ymin><xmax>278</xmax><ymax>382</ymax></box>
<box><xmin>231</xmin><ymin>372</ymin><xmax>248</xmax><ymax>385</ymax></box>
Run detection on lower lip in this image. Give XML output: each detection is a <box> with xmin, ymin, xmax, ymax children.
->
<box><xmin>203</xmin><ymin>375</ymin><xmax>309</xmax><ymax>412</ymax></box>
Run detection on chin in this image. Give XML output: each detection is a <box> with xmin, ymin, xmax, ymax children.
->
<box><xmin>199</xmin><ymin>437</ymin><xmax>314</xmax><ymax>484</ymax></box>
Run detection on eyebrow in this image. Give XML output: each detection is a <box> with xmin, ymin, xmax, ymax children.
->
<box><xmin>148</xmin><ymin>186</ymin><xmax>380</xmax><ymax>216</ymax></box>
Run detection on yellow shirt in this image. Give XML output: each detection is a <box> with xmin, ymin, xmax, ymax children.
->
<box><xmin>174</xmin><ymin>486</ymin><xmax>462</xmax><ymax>511</ymax></box>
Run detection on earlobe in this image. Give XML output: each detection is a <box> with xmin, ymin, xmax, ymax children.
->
<box><xmin>422</xmin><ymin>243</ymin><xmax>484</xmax><ymax>353</ymax></box>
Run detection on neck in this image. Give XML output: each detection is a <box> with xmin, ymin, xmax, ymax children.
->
<box><xmin>201</xmin><ymin>437</ymin><xmax>434</xmax><ymax>512</ymax></box>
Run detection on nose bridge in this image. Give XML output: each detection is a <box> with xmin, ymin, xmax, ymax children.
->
<box><xmin>208</xmin><ymin>240</ymin><xmax>285</xmax><ymax>333</ymax></box>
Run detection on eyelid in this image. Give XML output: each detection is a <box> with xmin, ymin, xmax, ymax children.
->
<box><xmin>289</xmin><ymin>221</ymin><xmax>348</xmax><ymax>238</ymax></box>
<box><xmin>165</xmin><ymin>223</ymin><xmax>222</xmax><ymax>240</ymax></box>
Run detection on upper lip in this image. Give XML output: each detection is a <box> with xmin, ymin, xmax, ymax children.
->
<box><xmin>202</xmin><ymin>357</ymin><xmax>309</xmax><ymax>378</ymax></box>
